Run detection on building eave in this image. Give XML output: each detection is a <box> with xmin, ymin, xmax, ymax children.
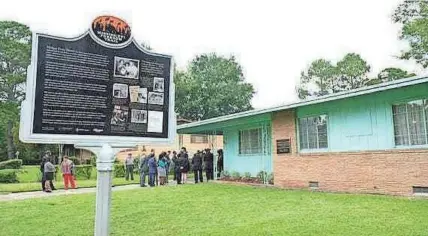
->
<box><xmin>177</xmin><ymin>74</ymin><xmax>428</xmax><ymax>132</ymax></box>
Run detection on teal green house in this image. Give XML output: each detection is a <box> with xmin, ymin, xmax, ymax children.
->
<box><xmin>177</xmin><ymin>76</ymin><xmax>428</xmax><ymax>196</ymax></box>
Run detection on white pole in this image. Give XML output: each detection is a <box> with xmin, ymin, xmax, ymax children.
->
<box><xmin>94</xmin><ymin>144</ymin><xmax>115</xmax><ymax>236</ymax></box>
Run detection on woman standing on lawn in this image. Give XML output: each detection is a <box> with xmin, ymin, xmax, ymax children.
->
<box><xmin>179</xmin><ymin>147</ymin><xmax>189</xmax><ymax>184</ymax></box>
<box><xmin>157</xmin><ymin>152</ymin><xmax>167</xmax><ymax>185</ymax></box>
<box><xmin>61</xmin><ymin>156</ymin><xmax>77</xmax><ymax>190</ymax></box>
<box><xmin>44</xmin><ymin>158</ymin><xmax>56</xmax><ymax>193</ymax></box>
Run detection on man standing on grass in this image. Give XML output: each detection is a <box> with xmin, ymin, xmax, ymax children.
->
<box><xmin>192</xmin><ymin>150</ymin><xmax>203</xmax><ymax>183</ymax></box>
<box><xmin>61</xmin><ymin>156</ymin><xmax>77</xmax><ymax>190</ymax></box>
<box><xmin>148</xmin><ymin>152</ymin><xmax>157</xmax><ymax>187</ymax></box>
<box><xmin>204</xmin><ymin>149</ymin><xmax>214</xmax><ymax>181</ymax></box>
<box><xmin>125</xmin><ymin>153</ymin><xmax>134</xmax><ymax>181</ymax></box>
<box><xmin>139</xmin><ymin>154</ymin><xmax>149</xmax><ymax>187</ymax></box>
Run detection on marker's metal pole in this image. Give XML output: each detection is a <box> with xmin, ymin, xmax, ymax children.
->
<box><xmin>94</xmin><ymin>144</ymin><xmax>114</xmax><ymax>236</ymax></box>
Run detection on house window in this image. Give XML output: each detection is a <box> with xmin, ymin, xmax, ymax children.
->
<box><xmin>239</xmin><ymin>128</ymin><xmax>262</xmax><ymax>155</ymax></box>
<box><xmin>298</xmin><ymin>115</ymin><xmax>328</xmax><ymax>150</ymax></box>
<box><xmin>190</xmin><ymin>134</ymin><xmax>209</xmax><ymax>143</ymax></box>
<box><xmin>392</xmin><ymin>99</ymin><xmax>428</xmax><ymax>146</ymax></box>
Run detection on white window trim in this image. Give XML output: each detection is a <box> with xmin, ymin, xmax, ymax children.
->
<box><xmin>297</xmin><ymin>114</ymin><xmax>329</xmax><ymax>152</ymax></box>
<box><xmin>238</xmin><ymin>127</ymin><xmax>263</xmax><ymax>156</ymax></box>
<box><xmin>392</xmin><ymin>99</ymin><xmax>428</xmax><ymax>148</ymax></box>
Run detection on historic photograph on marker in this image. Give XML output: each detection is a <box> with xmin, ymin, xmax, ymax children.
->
<box><xmin>148</xmin><ymin>92</ymin><xmax>164</xmax><ymax>105</ymax></box>
<box><xmin>153</xmin><ymin>77</ymin><xmax>164</xmax><ymax>92</ymax></box>
<box><xmin>113</xmin><ymin>83</ymin><xmax>128</xmax><ymax>99</ymax></box>
<box><xmin>131</xmin><ymin>109</ymin><xmax>147</xmax><ymax>123</ymax></box>
<box><xmin>138</xmin><ymin>88</ymin><xmax>148</xmax><ymax>103</ymax></box>
<box><xmin>147</xmin><ymin>111</ymin><xmax>163</xmax><ymax>133</ymax></box>
<box><xmin>114</xmin><ymin>56</ymin><xmax>139</xmax><ymax>79</ymax></box>
<box><xmin>111</xmin><ymin>105</ymin><xmax>129</xmax><ymax>125</ymax></box>
<box><xmin>129</xmin><ymin>86</ymin><xmax>139</xmax><ymax>103</ymax></box>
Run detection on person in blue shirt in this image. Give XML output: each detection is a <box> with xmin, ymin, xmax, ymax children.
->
<box><xmin>148</xmin><ymin>150</ymin><xmax>157</xmax><ymax>187</ymax></box>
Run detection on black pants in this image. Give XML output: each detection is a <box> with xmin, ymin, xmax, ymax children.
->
<box><xmin>206</xmin><ymin>169</ymin><xmax>214</xmax><ymax>181</ymax></box>
<box><xmin>175</xmin><ymin>170</ymin><xmax>182</xmax><ymax>184</ymax></box>
<box><xmin>41</xmin><ymin>174</ymin><xmax>55</xmax><ymax>191</ymax></box>
<box><xmin>194</xmin><ymin>169</ymin><xmax>203</xmax><ymax>183</ymax></box>
<box><xmin>125</xmin><ymin>165</ymin><xmax>134</xmax><ymax>181</ymax></box>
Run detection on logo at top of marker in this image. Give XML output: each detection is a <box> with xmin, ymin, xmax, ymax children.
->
<box><xmin>90</xmin><ymin>15</ymin><xmax>132</xmax><ymax>47</ymax></box>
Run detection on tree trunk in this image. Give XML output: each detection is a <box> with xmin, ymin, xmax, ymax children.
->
<box><xmin>58</xmin><ymin>144</ymin><xmax>64</xmax><ymax>165</ymax></box>
<box><xmin>6</xmin><ymin>120</ymin><xmax>15</xmax><ymax>159</ymax></box>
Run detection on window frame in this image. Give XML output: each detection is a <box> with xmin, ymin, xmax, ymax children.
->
<box><xmin>190</xmin><ymin>134</ymin><xmax>209</xmax><ymax>144</ymax></box>
<box><xmin>392</xmin><ymin>98</ymin><xmax>428</xmax><ymax>148</ymax></box>
<box><xmin>297</xmin><ymin>114</ymin><xmax>329</xmax><ymax>153</ymax></box>
<box><xmin>238</xmin><ymin>127</ymin><xmax>263</xmax><ymax>155</ymax></box>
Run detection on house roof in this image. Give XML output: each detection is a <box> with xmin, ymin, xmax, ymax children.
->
<box><xmin>177</xmin><ymin>74</ymin><xmax>428</xmax><ymax>132</ymax></box>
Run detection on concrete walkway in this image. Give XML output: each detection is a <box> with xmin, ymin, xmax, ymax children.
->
<box><xmin>0</xmin><ymin>181</ymin><xmax>191</xmax><ymax>202</ymax></box>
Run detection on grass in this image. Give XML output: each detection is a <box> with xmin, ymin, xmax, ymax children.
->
<box><xmin>0</xmin><ymin>184</ymin><xmax>427</xmax><ymax>235</ymax></box>
<box><xmin>0</xmin><ymin>165</ymin><xmax>193</xmax><ymax>193</ymax></box>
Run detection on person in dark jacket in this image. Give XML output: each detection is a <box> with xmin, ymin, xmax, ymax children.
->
<box><xmin>192</xmin><ymin>150</ymin><xmax>203</xmax><ymax>183</ymax></box>
<box><xmin>204</xmin><ymin>149</ymin><xmax>214</xmax><ymax>181</ymax></box>
<box><xmin>40</xmin><ymin>157</ymin><xmax>55</xmax><ymax>192</ymax></box>
<box><xmin>165</xmin><ymin>151</ymin><xmax>171</xmax><ymax>183</ymax></box>
<box><xmin>148</xmin><ymin>153</ymin><xmax>157</xmax><ymax>187</ymax></box>
<box><xmin>217</xmin><ymin>149</ymin><xmax>224</xmax><ymax>177</ymax></box>
<box><xmin>179</xmin><ymin>147</ymin><xmax>189</xmax><ymax>184</ymax></box>
<box><xmin>171</xmin><ymin>151</ymin><xmax>178</xmax><ymax>181</ymax></box>
<box><xmin>139</xmin><ymin>154</ymin><xmax>149</xmax><ymax>187</ymax></box>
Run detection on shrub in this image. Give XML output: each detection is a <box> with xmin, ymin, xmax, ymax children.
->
<box><xmin>114</xmin><ymin>164</ymin><xmax>125</xmax><ymax>178</ymax></box>
<box><xmin>68</xmin><ymin>157</ymin><xmax>80</xmax><ymax>165</ymax></box>
<box><xmin>243</xmin><ymin>172</ymin><xmax>252</xmax><ymax>179</ymax></box>
<box><xmin>74</xmin><ymin>165</ymin><xmax>93</xmax><ymax>180</ymax></box>
<box><xmin>0</xmin><ymin>169</ymin><xmax>19</xmax><ymax>183</ymax></box>
<box><xmin>231</xmin><ymin>171</ymin><xmax>241</xmax><ymax>179</ymax></box>
<box><xmin>268</xmin><ymin>172</ymin><xmax>274</xmax><ymax>185</ymax></box>
<box><xmin>0</xmin><ymin>159</ymin><xmax>23</xmax><ymax>170</ymax></box>
<box><xmin>220</xmin><ymin>171</ymin><xmax>230</xmax><ymax>178</ymax></box>
<box><xmin>257</xmin><ymin>171</ymin><xmax>268</xmax><ymax>183</ymax></box>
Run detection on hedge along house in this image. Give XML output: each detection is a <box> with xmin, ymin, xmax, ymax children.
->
<box><xmin>177</xmin><ymin>75</ymin><xmax>428</xmax><ymax>196</ymax></box>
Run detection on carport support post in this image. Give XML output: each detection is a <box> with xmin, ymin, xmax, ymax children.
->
<box><xmin>94</xmin><ymin>144</ymin><xmax>114</xmax><ymax>236</ymax></box>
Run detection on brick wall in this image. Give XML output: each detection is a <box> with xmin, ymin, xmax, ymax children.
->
<box><xmin>272</xmin><ymin>109</ymin><xmax>428</xmax><ymax>196</ymax></box>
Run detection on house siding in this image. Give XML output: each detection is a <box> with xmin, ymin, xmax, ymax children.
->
<box><xmin>273</xmin><ymin>84</ymin><xmax>428</xmax><ymax>195</ymax></box>
<box><xmin>223</xmin><ymin>114</ymin><xmax>273</xmax><ymax>176</ymax></box>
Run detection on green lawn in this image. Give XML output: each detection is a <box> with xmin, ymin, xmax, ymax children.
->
<box><xmin>1</xmin><ymin>165</ymin><xmax>192</xmax><ymax>193</ymax></box>
<box><xmin>0</xmin><ymin>184</ymin><xmax>427</xmax><ymax>235</ymax></box>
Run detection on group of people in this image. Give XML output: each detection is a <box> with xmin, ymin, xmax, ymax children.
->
<box><xmin>40</xmin><ymin>154</ymin><xmax>77</xmax><ymax>193</ymax></box>
<box><xmin>124</xmin><ymin>147</ymin><xmax>224</xmax><ymax>187</ymax></box>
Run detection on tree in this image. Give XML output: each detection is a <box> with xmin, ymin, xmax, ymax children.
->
<box><xmin>393</xmin><ymin>1</ymin><xmax>428</xmax><ymax>67</ymax></box>
<box><xmin>0</xmin><ymin>21</ymin><xmax>31</xmax><ymax>159</ymax></box>
<box><xmin>335</xmin><ymin>53</ymin><xmax>371</xmax><ymax>92</ymax></box>
<box><xmin>296</xmin><ymin>59</ymin><xmax>336</xmax><ymax>99</ymax></box>
<box><xmin>296</xmin><ymin>53</ymin><xmax>371</xmax><ymax>99</ymax></box>
<box><xmin>175</xmin><ymin>53</ymin><xmax>254</xmax><ymax>120</ymax></box>
<box><xmin>366</xmin><ymin>67</ymin><xmax>416</xmax><ymax>86</ymax></box>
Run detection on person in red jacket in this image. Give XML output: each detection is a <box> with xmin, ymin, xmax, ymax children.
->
<box><xmin>61</xmin><ymin>156</ymin><xmax>77</xmax><ymax>190</ymax></box>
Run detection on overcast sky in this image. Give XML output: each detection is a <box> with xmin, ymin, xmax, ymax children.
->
<box><xmin>0</xmin><ymin>0</ymin><xmax>424</xmax><ymax>109</ymax></box>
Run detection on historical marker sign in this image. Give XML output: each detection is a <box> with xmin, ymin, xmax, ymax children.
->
<box><xmin>276</xmin><ymin>139</ymin><xmax>291</xmax><ymax>154</ymax></box>
<box><xmin>20</xmin><ymin>16</ymin><xmax>175</xmax><ymax>145</ymax></box>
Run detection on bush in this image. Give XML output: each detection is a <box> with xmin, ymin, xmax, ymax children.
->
<box><xmin>74</xmin><ymin>165</ymin><xmax>93</xmax><ymax>180</ymax></box>
<box><xmin>220</xmin><ymin>171</ymin><xmax>230</xmax><ymax>178</ymax></box>
<box><xmin>231</xmin><ymin>171</ymin><xmax>241</xmax><ymax>179</ymax></box>
<box><xmin>68</xmin><ymin>157</ymin><xmax>80</xmax><ymax>165</ymax></box>
<box><xmin>243</xmin><ymin>172</ymin><xmax>252</xmax><ymax>179</ymax></box>
<box><xmin>268</xmin><ymin>172</ymin><xmax>274</xmax><ymax>185</ymax></box>
<box><xmin>114</xmin><ymin>164</ymin><xmax>125</xmax><ymax>178</ymax></box>
<box><xmin>257</xmin><ymin>171</ymin><xmax>268</xmax><ymax>183</ymax></box>
<box><xmin>0</xmin><ymin>159</ymin><xmax>23</xmax><ymax>170</ymax></box>
<box><xmin>0</xmin><ymin>169</ymin><xmax>19</xmax><ymax>183</ymax></box>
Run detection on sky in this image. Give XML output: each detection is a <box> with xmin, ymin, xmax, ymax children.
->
<box><xmin>0</xmin><ymin>0</ymin><xmax>424</xmax><ymax>109</ymax></box>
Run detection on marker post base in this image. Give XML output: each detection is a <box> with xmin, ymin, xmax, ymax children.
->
<box><xmin>94</xmin><ymin>144</ymin><xmax>114</xmax><ymax>236</ymax></box>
